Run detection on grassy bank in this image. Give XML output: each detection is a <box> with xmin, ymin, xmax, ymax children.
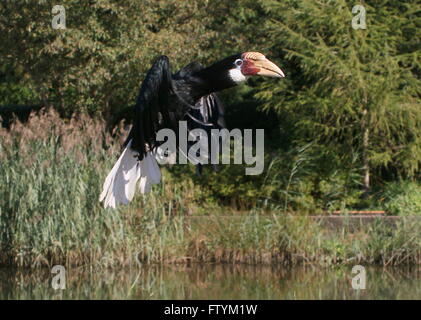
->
<box><xmin>0</xmin><ymin>110</ymin><xmax>420</xmax><ymax>268</ymax></box>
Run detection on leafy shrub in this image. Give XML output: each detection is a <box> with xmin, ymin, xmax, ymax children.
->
<box><xmin>382</xmin><ymin>181</ymin><xmax>421</xmax><ymax>216</ymax></box>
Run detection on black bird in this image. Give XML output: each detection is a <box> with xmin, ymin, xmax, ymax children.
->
<box><xmin>100</xmin><ymin>52</ymin><xmax>284</xmax><ymax>208</ymax></box>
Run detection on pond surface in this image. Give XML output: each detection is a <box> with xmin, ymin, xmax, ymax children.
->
<box><xmin>0</xmin><ymin>264</ymin><xmax>420</xmax><ymax>300</ymax></box>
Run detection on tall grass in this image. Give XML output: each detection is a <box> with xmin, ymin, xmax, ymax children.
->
<box><xmin>0</xmin><ymin>109</ymin><xmax>203</xmax><ymax>267</ymax></box>
<box><xmin>0</xmin><ymin>109</ymin><xmax>420</xmax><ymax>268</ymax></box>
<box><xmin>187</xmin><ymin>214</ymin><xmax>420</xmax><ymax>266</ymax></box>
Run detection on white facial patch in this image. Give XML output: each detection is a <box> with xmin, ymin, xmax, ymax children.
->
<box><xmin>228</xmin><ymin>67</ymin><xmax>247</xmax><ymax>84</ymax></box>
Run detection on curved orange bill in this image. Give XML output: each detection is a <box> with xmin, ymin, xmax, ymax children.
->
<box><xmin>254</xmin><ymin>58</ymin><xmax>285</xmax><ymax>78</ymax></box>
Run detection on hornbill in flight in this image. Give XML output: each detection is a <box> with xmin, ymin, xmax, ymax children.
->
<box><xmin>100</xmin><ymin>52</ymin><xmax>284</xmax><ymax>208</ymax></box>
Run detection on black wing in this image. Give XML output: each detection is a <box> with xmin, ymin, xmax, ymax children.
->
<box><xmin>186</xmin><ymin>93</ymin><xmax>226</xmax><ymax>131</ymax></box>
<box><xmin>176</xmin><ymin>61</ymin><xmax>226</xmax><ymax>131</ymax></box>
<box><xmin>125</xmin><ymin>55</ymin><xmax>175</xmax><ymax>160</ymax></box>
<box><xmin>185</xmin><ymin>93</ymin><xmax>226</xmax><ymax>174</ymax></box>
<box><xmin>174</xmin><ymin>61</ymin><xmax>227</xmax><ymax>172</ymax></box>
<box><xmin>125</xmin><ymin>57</ymin><xmax>227</xmax><ymax>164</ymax></box>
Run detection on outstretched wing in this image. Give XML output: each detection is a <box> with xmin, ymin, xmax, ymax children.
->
<box><xmin>185</xmin><ymin>92</ymin><xmax>227</xmax><ymax>172</ymax></box>
<box><xmin>125</xmin><ymin>55</ymin><xmax>176</xmax><ymax>160</ymax></box>
<box><xmin>100</xmin><ymin>56</ymin><xmax>175</xmax><ymax>208</ymax></box>
<box><xmin>126</xmin><ymin>57</ymin><xmax>227</xmax><ymax>165</ymax></box>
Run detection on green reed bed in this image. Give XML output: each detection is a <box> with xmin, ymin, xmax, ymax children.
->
<box><xmin>0</xmin><ymin>110</ymin><xmax>420</xmax><ymax>268</ymax></box>
<box><xmin>185</xmin><ymin>214</ymin><xmax>421</xmax><ymax>266</ymax></box>
<box><xmin>0</xmin><ymin>110</ymin><xmax>195</xmax><ymax>267</ymax></box>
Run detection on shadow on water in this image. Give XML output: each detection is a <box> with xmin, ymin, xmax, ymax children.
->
<box><xmin>0</xmin><ymin>264</ymin><xmax>420</xmax><ymax>300</ymax></box>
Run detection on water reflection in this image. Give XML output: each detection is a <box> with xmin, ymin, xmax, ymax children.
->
<box><xmin>0</xmin><ymin>264</ymin><xmax>420</xmax><ymax>300</ymax></box>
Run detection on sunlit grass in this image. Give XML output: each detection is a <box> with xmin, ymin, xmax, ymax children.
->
<box><xmin>0</xmin><ymin>110</ymin><xmax>420</xmax><ymax>268</ymax></box>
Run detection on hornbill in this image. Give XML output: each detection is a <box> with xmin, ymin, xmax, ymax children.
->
<box><xmin>100</xmin><ymin>52</ymin><xmax>284</xmax><ymax>208</ymax></box>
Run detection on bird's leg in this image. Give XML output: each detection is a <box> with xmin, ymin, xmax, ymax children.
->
<box><xmin>196</xmin><ymin>164</ymin><xmax>203</xmax><ymax>176</ymax></box>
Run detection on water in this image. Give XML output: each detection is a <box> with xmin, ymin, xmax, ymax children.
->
<box><xmin>1</xmin><ymin>264</ymin><xmax>420</xmax><ymax>300</ymax></box>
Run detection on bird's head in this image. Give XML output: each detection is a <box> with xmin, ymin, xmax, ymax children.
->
<box><xmin>191</xmin><ymin>51</ymin><xmax>285</xmax><ymax>98</ymax></box>
<box><xmin>227</xmin><ymin>51</ymin><xmax>285</xmax><ymax>84</ymax></box>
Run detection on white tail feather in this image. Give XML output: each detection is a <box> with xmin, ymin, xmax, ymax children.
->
<box><xmin>99</xmin><ymin>140</ymin><xmax>161</xmax><ymax>209</ymax></box>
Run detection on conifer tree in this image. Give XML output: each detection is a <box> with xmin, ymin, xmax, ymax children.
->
<box><xmin>256</xmin><ymin>0</ymin><xmax>421</xmax><ymax>191</ymax></box>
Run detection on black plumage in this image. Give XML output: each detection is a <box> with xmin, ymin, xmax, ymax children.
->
<box><xmin>100</xmin><ymin>51</ymin><xmax>284</xmax><ymax>208</ymax></box>
<box><xmin>124</xmin><ymin>55</ymin><xmax>240</xmax><ymax>163</ymax></box>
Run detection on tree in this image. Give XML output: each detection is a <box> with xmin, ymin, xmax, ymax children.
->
<box><xmin>254</xmin><ymin>0</ymin><xmax>421</xmax><ymax>191</ymax></box>
<box><xmin>0</xmin><ymin>0</ymin><xmax>220</xmax><ymax>118</ymax></box>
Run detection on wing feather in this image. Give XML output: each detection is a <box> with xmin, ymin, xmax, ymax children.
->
<box><xmin>125</xmin><ymin>55</ymin><xmax>175</xmax><ymax>160</ymax></box>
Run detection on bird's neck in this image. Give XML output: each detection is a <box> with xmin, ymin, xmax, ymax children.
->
<box><xmin>172</xmin><ymin>57</ymin><xmax>243</xmax><ymax>105</ymax></box>
<box><xmin>194</xmin><ymin>65</ymin><xmax>237</xmax><ymax>95</ymax></box>
<box><xmin>186</xmin><ymin>66</ymin><xmax>237</xmax><ymax>102</ymax></box>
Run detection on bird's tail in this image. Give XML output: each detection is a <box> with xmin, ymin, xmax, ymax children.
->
<box><xmin>99</xmin><ymin>140</ymin><xmax>161</xmax><ymax>209</ymax></box>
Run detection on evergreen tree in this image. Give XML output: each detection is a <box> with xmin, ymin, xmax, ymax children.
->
<box><xmin>255</xmin><ymin>0</ymin><xmax>421</xmax><ymax>191</ymax></box>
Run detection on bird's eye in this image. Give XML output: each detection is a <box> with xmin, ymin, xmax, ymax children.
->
<box><xmin>234</xmin><ymin>59</ymin><xmax>243</xmax><ymax>67</ymax></box>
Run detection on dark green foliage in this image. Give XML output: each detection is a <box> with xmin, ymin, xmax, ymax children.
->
<box><xmin>254</xmin><ymin>0</ymin><xmax>421</xmax><ymax>185</ymax></box>
<box><xmin>382</xmin><ymin>181</ymin><xmax>421</xmax><ymax>215</ymax></box>
<box><xmin>0</xmin><ymin>0</ymin><xmax>420</xmax><ymax>212</ymax></box>
<box><xmin>0</xmin><ymin>0</ymin><xmax>220</xmax><ymax>117</ymax></box>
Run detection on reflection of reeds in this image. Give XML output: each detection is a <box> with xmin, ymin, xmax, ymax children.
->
<box><xmin>0</xmin><ymin>110</ymin><xmax>420</xmax><ymax>268</ymax></box>
<box><xmin>0</xmin><ymin>265</ymin><xmax>420</xmax><ymax>299</ymax></box>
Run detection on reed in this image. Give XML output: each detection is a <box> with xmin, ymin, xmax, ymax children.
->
<box><xmin>0</xmin><ymin>110</ymin><xmax>420</xmax><ymax>268</ymax></box>
<box><xmin>0</xmin><ymin>109</ymin><xmax>201</xmax><ymax>267</ymax></box>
